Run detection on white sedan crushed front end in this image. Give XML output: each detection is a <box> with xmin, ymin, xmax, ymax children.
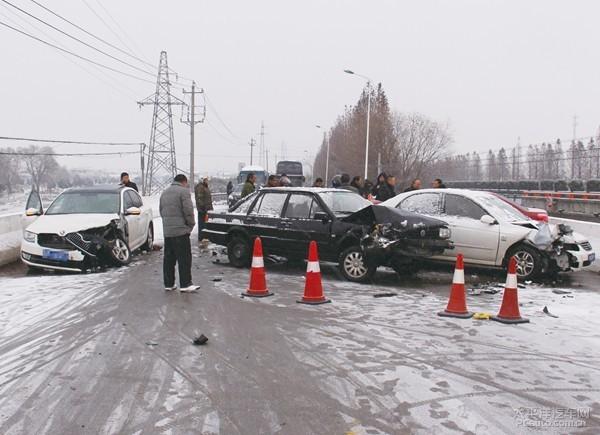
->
<box><xmin>21</xmin><ymin>231</ymin><xmax>87</xmax><ymax>272</ymax></box>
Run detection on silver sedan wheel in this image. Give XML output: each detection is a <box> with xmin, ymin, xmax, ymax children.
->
<box><xmin>112</xmin><ymin>238</ymin><xmax>130</xmax><ymax>262</ymax></box>
<box><xmin>513</xmin><ymin>251</ymin><xmax>535</xmax><ymax>277</ymax></box>
<box><xmin>343</xmin><ymin>251</ymin><xmax>367</xmax><ymax>278</ymax></box>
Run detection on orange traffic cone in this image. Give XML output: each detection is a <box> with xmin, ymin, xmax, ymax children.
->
<box><xmin>438</xmin><ymin>253</ymin><xmax>473</xmax><ymax>319</ymax></box>
<box><xmin>491</xmin><ymin>257</ymin><xmax>529</xmax><ymax>324</ymax></box>
<box><xmin>297</xmin><ymin>241</ymin><xmax>331</xmax><ymax>305</ymax></box>
<box><xmin>242</xmin><ymin>237</ymin><xmax>273</xmax><ymax>298</ymax></box>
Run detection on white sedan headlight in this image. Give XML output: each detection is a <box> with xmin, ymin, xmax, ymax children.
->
<box><xmin>23</xmin><ymin>230</ymin><xmax>37</xmax><ymax>243</ymax></box>
<box><xmin>439</xmin><ymin>227</ymin><xmax>451</xmax><ymax>239</ymax></box>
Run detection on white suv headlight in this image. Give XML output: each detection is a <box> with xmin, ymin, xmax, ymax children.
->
<box><xmin>439</xmin><ymin>227</ymin><xmax>451</xmax><ymax>239</ymax></box>
<box><xmin>23</xmin><ymin>230</ymin><xmax>37</xmax><ymax>243</ymax></box>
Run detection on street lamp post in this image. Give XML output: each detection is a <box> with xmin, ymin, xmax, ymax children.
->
<box><xmin>344</xmin><ymin>69</ymin><xmax>372</xmax><ymax>180</ymax></box>
<box><xmin>315</xmin><ymin>125</ymin><xmax>330</xmax><ymax>184</ymax></box>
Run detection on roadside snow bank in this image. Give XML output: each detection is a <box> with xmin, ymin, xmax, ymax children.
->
<box><xmin>0</xmin><ymin>214</ymin><xmax>24</xmax><ymax>267</ymax></box>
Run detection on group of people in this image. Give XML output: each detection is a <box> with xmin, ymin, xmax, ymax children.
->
<box><xmin>235</xmin><ymin>170</ymin><xmax>447</xmax><ymax>204</ymax></box>
<box><xmin>322</xmin><ymin>172</ymin><xmax>446</xmax><ymax>201</ymax></box>
<box><xmin>239</xmin><ymin>172</ymin><xmax>294</xmax><ymax>199</ymax></box>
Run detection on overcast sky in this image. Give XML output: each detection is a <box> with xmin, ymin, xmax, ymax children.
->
<box><xmin>1</xmin><ymin>0</ymin><xmax>599</xmax><ymax>179</ymax></box>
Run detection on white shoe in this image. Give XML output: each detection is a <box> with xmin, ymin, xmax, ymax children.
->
<box><xmin>164</xmin><ymin>285</ymin><xmax>177</xmax><ymax>291</ymax></box>
<box><xmin>180</xmin><ymin>285</ymin><xmax>200</xmax><ymax>292</ymax></box>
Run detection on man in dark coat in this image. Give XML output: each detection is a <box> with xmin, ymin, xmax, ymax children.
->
<box><xmin>403</xmin><ymin>178</ymin><xmax>422</xmax><ymax>192</ymax></box>
<box><xmin>376</xmin><ymin>175</ymin><xmax>397</xmax><ymax>201</ymax></box>
<box><xmin>339</xmin><ymin>173</ymin><xmax>359</xmax><ymax>194</ymax></box>
<box><xmin>120</xmin><ymin>172</ymin><xmax>138</xmax><ymax>192</ymax></box>
<box><xmin>241</xmin><ymin>173</ymin><xmax>256</xmax><ymax>198</ymax></box>
<box><xmin>194</xmin><ymin>177</ymin><xmax>213</xmax><ymax>241</ymax></box>
<box><xmin>159</xmin><ymin>174</ymin><xmax>199</xmax><ymax>292</ymax></box>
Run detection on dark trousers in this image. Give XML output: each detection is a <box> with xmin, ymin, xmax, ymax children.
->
<box><xmin>197</xmin><ymin>210</ymin><xmax>207</xmax><ymax>240</ymax></box>
<box><xmin>163</xmin><ymin>234</ymin><xmax>192</xmax><ymax>288</ymax></box>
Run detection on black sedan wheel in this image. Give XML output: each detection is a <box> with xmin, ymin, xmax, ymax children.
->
<box><xmin>338</xmin><ymin>246</ymin><xmax>376</xmax><ymax>282</ymax></box>
<box><xmin>227</xmin><ymin>236</ymin><xmax>251</xmax><ymax>267</ymax></box>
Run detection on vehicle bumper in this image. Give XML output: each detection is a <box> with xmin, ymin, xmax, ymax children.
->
<box><xmin>20</xmin><ymin>239</ymin><xmax>85</xmax><ymax>272</ymax></box>
<box><xmin>199</xmin><ymin>229</ymin><xmax>227</xmax><ymax>246</ymax></box>
<box><xmin>565</xmin><ymin>249</ymin><xmax>596</xmax><ymax>271</ymax></box>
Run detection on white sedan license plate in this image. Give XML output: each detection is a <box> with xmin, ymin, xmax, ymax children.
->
<box><xmin>42</xmin><ymin>249</ymin><xmax>69</xmax><ymax>262</ymax></box>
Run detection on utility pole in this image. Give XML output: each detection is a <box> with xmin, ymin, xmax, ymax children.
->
<box><xmin>573</xmin><ymin>114</ymin><xmax>578</xmax><ymax>141</ymax></box>
<box><xmin>259</xmin><ymin>121</ymin><xmax>265</xmax><ymax>168</ymax></box>
<box><xmin>182</xmin><ymin>81</ymin><xmax>205</xmax><ymax>189</ymax></box>
<box><xmin>249</xmin><ymin>138</ymin><xmax>256</xmax><ymax>165</ymax></box>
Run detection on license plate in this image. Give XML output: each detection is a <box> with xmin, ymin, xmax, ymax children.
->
<box><xmin>42</xmin><ymin>249</ymin><xmax>69</xmax><ymax>262</ymax></box>
<box><xmin>589</xmin><ymin>253</ymin><xmax>595</xmax><ymax>263</ymax></box>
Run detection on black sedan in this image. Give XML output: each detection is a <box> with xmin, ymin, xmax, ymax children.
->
<box><xmin>201</xmin><ymin>188</ymin><xmax>453</xmax><ymax>282</ymax></box>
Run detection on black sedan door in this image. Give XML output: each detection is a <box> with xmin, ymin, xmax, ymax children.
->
<box><xmin>247</xmin><ymin>191</ymin><xmax>289</xmax><ymax>254</ymax></box>
<box><xmin>279</xmin><ymin>193</ymin><xmax>332</xmax><ymax>259</ymax></box>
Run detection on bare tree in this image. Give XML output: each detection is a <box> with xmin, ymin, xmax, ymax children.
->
<box><xmin>391</xmin><ymin>112</ymin><xmax>451</xmax><ymax>186</ymax></box>
<box><xmin>0</xmin><ymin>147</ymin><xmax>21</xmax><ymax>194</ymax></box>
<box><xmin>19</xmin><ymin>145</ymin><xmax>59</xmax><ymax>191</ymax></box>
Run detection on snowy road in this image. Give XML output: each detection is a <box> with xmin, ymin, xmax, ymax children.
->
<box><xmin>0</xmin><ymin>246</ymin><xmax>599</xmax><ymax>434</ymax></box>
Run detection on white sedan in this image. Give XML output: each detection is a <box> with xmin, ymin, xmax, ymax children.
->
<box><xmin>21</xmin><ymin>186</ymin><xmax>153</xmax><ymax>272</ymax></box>
<box><xmin>381</xmin><ymin>188</ymin><xmax>595</xmax><ymax>279</ymax></box>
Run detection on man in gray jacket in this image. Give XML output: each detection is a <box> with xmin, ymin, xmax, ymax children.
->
<box><xmin>159</xmin><ymin>174</ymin><xmax>199</xmax><ymax>292</ymax></box>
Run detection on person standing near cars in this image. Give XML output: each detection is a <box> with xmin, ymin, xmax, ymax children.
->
<box><xmin>194</xmin><ymin>176</ymin><xmax>213</xmax><ymax>241</ymax></box>
<box><xmin>120</xmin><ymin>172</ymin><xmax>138</xmax><ymax>192</ymax></box>
<box><xmin>241</xmin><ymin>173</ymin><xmax>256</xmax><ymax>198</ymax></box>
<box><xmin>404</xmin><ymin>178</ymin><xmax>422</xmax><ymax>192</ymax></box>
<box><xmin>160</xmin><ymin>174</ymin><xmax>199</xmax><ymax>292</ymax></box>
<box><xmin>339</xmin><ymin>173</ymin><xmax>359</xmax><ymax>193</ymax></box>
<box><xmin>376</xmin><ymin>175</ymin><xmax>397</xmax><ymax>201</ymax></box>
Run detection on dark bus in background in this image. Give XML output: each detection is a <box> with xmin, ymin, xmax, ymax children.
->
<box><xmin>276</xmin><ymin>160</ymin><xmax>305</xmax><ymax>186</ymax></box>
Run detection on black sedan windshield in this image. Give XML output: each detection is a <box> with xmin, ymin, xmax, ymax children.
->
<box><xmin>318</xmin><ymin>191</ymin><xmax>370</xmax><ymax>215</ymax></box>
<box><xmin>46</xmin><ymin>192</ymin><xmax>120</xmax><ymax>215</ymax></box>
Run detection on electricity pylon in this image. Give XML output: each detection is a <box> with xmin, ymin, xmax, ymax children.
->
<box><xmin>138</xmin><ymin>51</ymin><xmax>183</xmax><ymax>195</ymax></box>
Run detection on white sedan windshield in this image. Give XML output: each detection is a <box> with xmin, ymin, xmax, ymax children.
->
<box><xmin>475</xmin><ymin>194</ymin><xmax>529</xmax><ymax>222</ymax></box>
<box><xmin>318</xmin><ymin>191</ymin><xmax>370</xmax><ymax>214</ymax></box>
<box><xmin>46</xmin><ymin>192</ymin><xmax>120</xmax><ymax>215</ymax></box>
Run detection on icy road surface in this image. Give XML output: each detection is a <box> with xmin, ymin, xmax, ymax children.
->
<box><xmin>0</xmin><ymin>246</ymin><xmax>599</xmax><ymax>434</ymax></box>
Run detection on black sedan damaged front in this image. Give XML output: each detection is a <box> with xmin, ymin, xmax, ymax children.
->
<box><xmin>342</xmin><ymin>205</ymin><xmax>453</xmax><ymax>274</ymax></box>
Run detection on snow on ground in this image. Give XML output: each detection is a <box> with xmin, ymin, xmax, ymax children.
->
<box><xmin>210</xmin><ymin>259</ymin><xmax>600</xmax><ymax>434</ymax></box>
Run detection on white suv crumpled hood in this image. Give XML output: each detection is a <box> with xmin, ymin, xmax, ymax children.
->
<box><xmin>27</xmin><ymin>213</ymin><xmax>120</xmax><ymax>235</ymax></box>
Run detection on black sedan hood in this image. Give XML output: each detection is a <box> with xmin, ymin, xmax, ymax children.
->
<box><xmin>341</xmin><ymin>204</ymin><xmax>447</xmax><ymax>230</ymax></box>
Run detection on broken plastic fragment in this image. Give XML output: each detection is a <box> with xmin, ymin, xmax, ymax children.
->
<box><xmin>542</xmin><ymin>306</ymin><xmax>559</xmax><ymax>318</ymax></box>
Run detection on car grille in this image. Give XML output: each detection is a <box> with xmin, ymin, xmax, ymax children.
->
<box><xmin>581</xmin><ymin>241</ymin><xmax>592</xmax><ymax>251</ymax></box>
<box><xmin>65</xmin><ymin>232</ymin><xmax>94</xmax><ymax>254</ymax></box>
<box><xmin>37</xmin><ymin>233</ymin><xmax>72</xmax><ymax>250</ymax></box>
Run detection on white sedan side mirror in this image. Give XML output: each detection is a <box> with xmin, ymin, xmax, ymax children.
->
<box><xmin>25</xmin><ymin>207</ymin><xmax>41</xmax><ymax>217</ymax></box>
<box><xmin>480</xmin><ymin>214</ymin><xmax>497</xmax><ymax>225</ymax></box>
<box><xmin>125</xmin><ymin>206</ymin><xmax>141</xmax><ymax>216</ymax></box>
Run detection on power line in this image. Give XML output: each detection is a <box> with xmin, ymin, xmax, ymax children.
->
<box><xmin>0</xmin><ymin>3</ymin><xmax>138</xmax><ymax>100</ymax></box>
<box><xmin>0</xmin><ymin>136</ymin><xmax>143</xmax><ymax>146</ymax></box>
<box><xmin>204</xmin><ymin>92</ymin><xmax>240</xmax><ymax>139</ymax></box>
<box><xmin>28</xmin><ymin>0</ymin><xmax>154</xmax><ymax>69</ymax></box>
<box><xmin>1</xmin><ymin>0</ymin><xmax>157</xmax><ymax>79</ymax></box>
<box><xmin>27</xmin><ymin>0</ymin><xmax>187</xmax><ymax>87</ymax></box>
<box><xmin>92</xmin><ymin>0</ymin><xmax>147</xmax><ymax>63</ymax></box>
<box><xmin>0</xmin><ymin>19</ymin><xmax>157</xmax><ymax>85</ymax></box>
